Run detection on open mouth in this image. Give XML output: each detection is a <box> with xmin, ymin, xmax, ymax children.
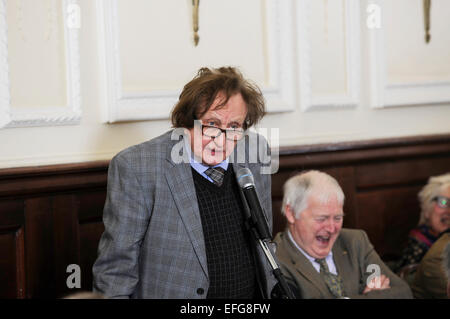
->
<box><xmin>208</xmin><ymin>148</ymin><xmax>223</xmax><ymax>157</ymax></box>
<box><xmin>441</xmin><ymin>215</ymin><xmax>450</xmax><ymax>225</ymax></box>
<box><xmin>316</xmin><ymin>235</ymin><xmax>331</xmax><ymax>245</ymax></box>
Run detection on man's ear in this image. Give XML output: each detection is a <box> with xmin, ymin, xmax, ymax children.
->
<box><xmin>284</xmin><ymin>205</ymin><xmax>296</xmax><ymax>224</ymax></box>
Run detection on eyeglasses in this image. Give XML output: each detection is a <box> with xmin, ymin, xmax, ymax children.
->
<box><xmin>433</xmin><ymin>196</ymin><xmax>450</xmax><ymax>209</ymax></box>
<box><xmin>202</xmin><ymin>125</ymin><xmax>245</xmax><ymax>141</ymax></box>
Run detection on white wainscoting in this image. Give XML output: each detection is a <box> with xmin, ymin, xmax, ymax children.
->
<box><xmin>297</xmin><ymin>0</ymin><xmax>361</xmax><ymax>111</ymax></box>
<box><xmin>97</xmin><ymin>0</ymin><xmax>296</xmax><ymax>123</ymax></box>
<box><xmin>368</xmin><ymin>0</ymin><xmax>450</xmax><ymax>108</ymax></box>
<box><xmin>0</xmin><ymin>0</ymin><xmax>11</xmax><ymax>128</ymax></box>
<box><xmin>0</xmin><ymin>0</ymin><xmax>81</xmax><ymax>128</ymax></box>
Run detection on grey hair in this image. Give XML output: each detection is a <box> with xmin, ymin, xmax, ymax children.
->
<box><xmin>281</xmin><ymin>170</ymin><xmax>345</xmax><ymax>219</ymax></box>
<box><xmin>444</xmin><ymin>242</ymin><xmax>450</xmax><ymax>279</ymax></box>
<box><xmin>418</xmin><ymin>172</ymin><xmax>450</xmax><ymax>225</ymax></box>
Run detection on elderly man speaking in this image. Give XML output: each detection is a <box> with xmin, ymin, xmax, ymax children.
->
<box><xmin>274</xmin><ymin>171</ymin><xmax>412</xmax><ymax>299</ymax></box>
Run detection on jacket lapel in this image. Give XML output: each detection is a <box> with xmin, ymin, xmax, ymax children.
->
<box><xmin>164</xmin><ymin>135</ymin><xmax>208</xmax><ymax>279</ymax></box>
<box><xmin>280</xmin><ymin>232</ymin><xmax>330</xmax><ymax>295</ymax></box>
<box><xmin>231</xmin><ymin>162</ymin><xmax>246</xmax><ymax>181</ymax></box>
<box><xmin>332</xmin><ymin>237</ymin><xmax>353</xmax><ymax>296</ymax></box>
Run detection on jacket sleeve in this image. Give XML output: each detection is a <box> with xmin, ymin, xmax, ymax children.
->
<box><xmin>258</xmin><ymin>134</ymin><xmax>273</xmax><ymax>230</ymax></box>
<box><xmin>349</xmin><ymin>230</ymin><xmax>413</xmax><ymax>299</ymax></box>
<box><xmin>92</xmin><ymin>154</ymin><xmax>151</xmax><ymax>298</ymax></box>
<box><xmin>259</xmin><ymin>136</ymin><xmax>277</xmax><ymax>297</ymax></box>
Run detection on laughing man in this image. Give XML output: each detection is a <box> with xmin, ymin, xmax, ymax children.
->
<box><xmin>274</xmin><ymin>170</ymin><xmax>412</xmax><ymax>299</ymax></box>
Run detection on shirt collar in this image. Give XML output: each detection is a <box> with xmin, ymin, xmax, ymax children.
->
<box><xmin>190</xmin><ymin>156</ymin><xmax>229</xmax><ymax>173</ymax></box>
<box><xmin>287</xmin><ymin>229</ymin><xmax>333</xmax><ymax>262</ymax></box>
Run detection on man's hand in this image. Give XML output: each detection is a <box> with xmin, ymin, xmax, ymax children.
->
<box><xmin>363</xmin><ymin>275</ymin><xmax>391</xmax><ymax>294</ymax></box>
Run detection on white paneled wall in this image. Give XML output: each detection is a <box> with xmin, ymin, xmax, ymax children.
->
<box><xmin>0</xmin><ymin>0</ymin><xmax>449</xmax><ymax>168</ymax></box>
<box><xmin>298</xmin><ymin>0</ymin><xmax>360</xmax><ymax>111</ymax></box>
<box><xmin>368</xmin><ymin>0</ymin><xmax>450</xmax><ymax>108</ymax></box>
<box><xmin>1</xmin><ymin>0</ymin><xmax>81</xmax><ymax>128</ymax></box>
<box><xmin>98</xmin><ymin>0</ymin><xmax>295</xmax><ymax>122</ymax></box>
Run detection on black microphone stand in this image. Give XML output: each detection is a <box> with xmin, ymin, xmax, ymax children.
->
<box><xmin>235</xmin><ymin>167</ymin><xmax>296</xmax><ymax>299</ymax></box>
<box><xmin>243</xmin><ymin>204</ymin><xmax>296</xmax><ymax>300</ymax></box>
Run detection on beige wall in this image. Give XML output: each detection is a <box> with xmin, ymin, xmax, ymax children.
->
<box><xmin>1</xmin><ymin>0</ymin><xmax>450</xmax><ymax>168</ymax></box>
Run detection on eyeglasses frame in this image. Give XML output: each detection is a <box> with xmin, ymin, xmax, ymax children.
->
<box><xmin>432</xmin><ymin>195</ymin><xmax>450</xmax><ymax>209</ymax></box>
<box><xmin>201</xmin><ymin>124</ymin><xmax>245</xmax><ymax>141</ymax></box>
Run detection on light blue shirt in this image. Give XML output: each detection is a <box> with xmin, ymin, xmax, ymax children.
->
<box><xmin>287</xmin><ymin>230</ymin><xmax>338</xmax><ymax>275</ymax></box>
<box><xmin>190</xmin><ymin>157</ymin><xmax>229</xmax><ymax>183</ymax></box>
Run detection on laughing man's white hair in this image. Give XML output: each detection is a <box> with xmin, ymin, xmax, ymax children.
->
<box><xmin>281</xmin><ymin>170</ymin><xmax>345</xmax><ymax>219</ymax></box>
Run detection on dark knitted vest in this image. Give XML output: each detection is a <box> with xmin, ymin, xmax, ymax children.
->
<box><xmin>192</xmin><ymin>165</ymin><xmax>256</xmax><ymax>298</ymax></box>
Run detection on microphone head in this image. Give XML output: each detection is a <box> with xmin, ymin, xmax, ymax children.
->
<box><xmin>236</xmin><ymin>167</ymin><xmax>255</xmax><ymax>189</ymax></box>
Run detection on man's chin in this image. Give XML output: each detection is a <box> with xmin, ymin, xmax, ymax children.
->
<box><xmin>312</xmin><ymin>245</ymin><xmax>333</xmax><ymax>259</ymax></box>
<box><xmin>202</xmin><ymin>153</ymin><xmax>226</xmax><ymax>166</ymax></box>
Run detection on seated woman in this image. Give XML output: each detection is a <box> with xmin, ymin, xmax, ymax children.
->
<box><xmin>394</xmin><ymin>173</ymin><xmax>450</xmax><ymax>274</ymax></box>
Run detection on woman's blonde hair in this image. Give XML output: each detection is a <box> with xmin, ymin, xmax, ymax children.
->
<box><xmin>418</xmin><ymin>172</ymin><xmax>450</xmax><ymax>225</ymax></box>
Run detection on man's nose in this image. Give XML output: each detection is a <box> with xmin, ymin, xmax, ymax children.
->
<box><xmin>212</xmin><ymin>132</ymin><xmax>226</xmax><ymax>146</ymax></box>
<box><xmin>325</xmin><ymin>220</ymin><xmax>338</xmax><ymax>233</ymax></box>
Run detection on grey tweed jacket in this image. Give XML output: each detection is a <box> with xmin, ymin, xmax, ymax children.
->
<box><xmin>92</xmin><ymin>130</ymin><xmax>277</xmax><ymax>298</ymax></box>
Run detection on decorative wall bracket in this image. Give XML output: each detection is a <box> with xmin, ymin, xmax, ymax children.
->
<box><xmin>192</xmin><ymin>0</ymin><xmax>200</xmax><ymax>46</ymax></box>
<box><xmin>423</xmin><ymin>0</ymin><xmax>431</xmax><ymax>43</ymax></box>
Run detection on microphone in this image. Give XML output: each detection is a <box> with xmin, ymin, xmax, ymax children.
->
<box><xmin>236</xmin><ymin>168</ymin><xmax>272</xmax><ymax>241</ymax></box>
<box><xmin>236</xmin><ymin>168</ymin><xmax>296</xmax><ymax>299</ymax></box>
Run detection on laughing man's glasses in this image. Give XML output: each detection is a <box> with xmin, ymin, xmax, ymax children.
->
<box><xmin>202</xmin><ymin>125</ymin><xmax>245</xmax><ymax>141</ymax></box>
<box><xmin>433</xmin><ymin>196</ymin><xmax>450</xmax><ymax>209</ymax></box>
